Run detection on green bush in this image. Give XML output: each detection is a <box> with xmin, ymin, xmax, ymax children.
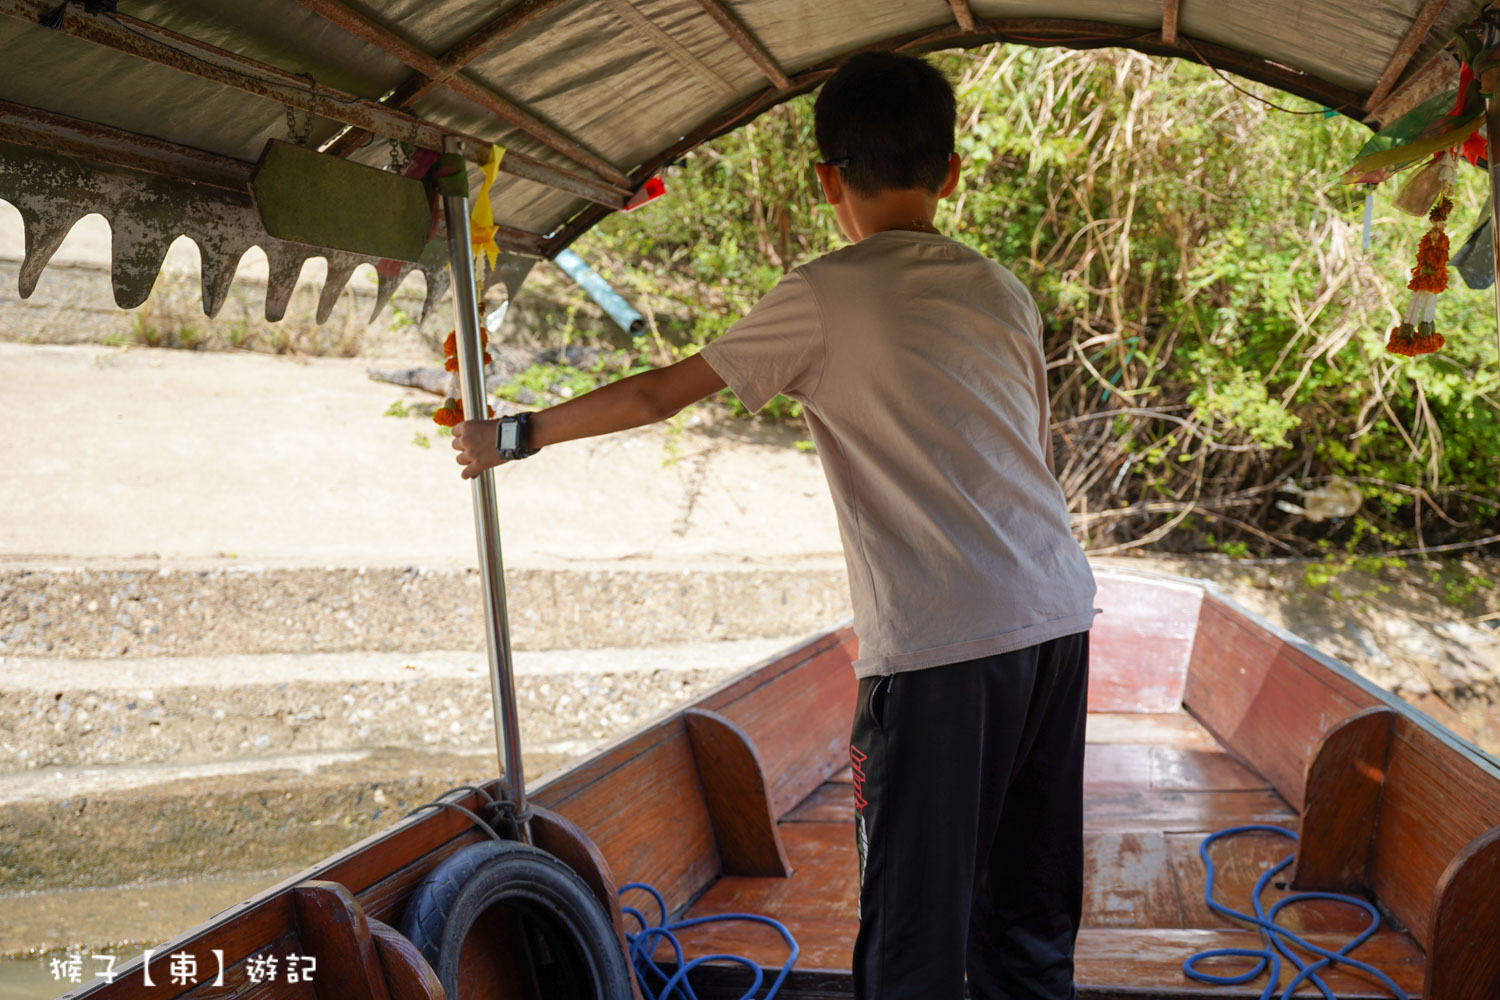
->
<box><xmin>565</xmin><ymin>46</ymin><xmax>1498</xmax><ymax>555</ymax></box>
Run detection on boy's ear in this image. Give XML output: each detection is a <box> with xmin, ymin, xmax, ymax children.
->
<box><xmin>937</xmin><ymin>153</ymin><xmax>962</xmax><ymax>199</ymax></box>
<box><xmin>814</xmin><ymin>161</ymin><xmax>844</xmax><ymax>205</ymax></box>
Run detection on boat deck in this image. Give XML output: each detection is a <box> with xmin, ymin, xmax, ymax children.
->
<box><xmin>658</xmin><ymin>710</ymin><xmax>1427</xmax><ymax>997</ymax></box>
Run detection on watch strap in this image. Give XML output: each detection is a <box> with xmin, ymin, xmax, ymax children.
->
<box><xmin>495</xmin><ymin>412</ymin><xmax>541</xmax><ymax>461</ymax></box>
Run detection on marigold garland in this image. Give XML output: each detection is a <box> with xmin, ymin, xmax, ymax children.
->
<box><xmin>440</xmin><ymin>329</ymin><xmax>493</xmax><ymax>372</ymax></box>
<box><xmin>1407</xmin><ymin>227</ymin><xmax>1450</xmax><ymax>294</ymax></box>
<box><xmin>433</xmin><ymin>306</ymin><xmax>496</xmax><ymax>426</ymax></box>
<box><xmin>1386</xmin><ymin>154</ymin><xmax>1457</xmax><ymax>358</ymax></box>
<box><xmin>431</xmin><ymin>394</ymin><xmax>495</xmax><ymax>426</ymax></box>
<box><xmin>420</xmin><ymin>186</ymin><xmax>506</xmax><ymax>432</ymax></box>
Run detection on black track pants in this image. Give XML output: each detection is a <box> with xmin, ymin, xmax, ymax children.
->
<box><xmin>849</xmin><ymin>631</ymin><xmax>1089</xmax><ymax>1000</ymax></box>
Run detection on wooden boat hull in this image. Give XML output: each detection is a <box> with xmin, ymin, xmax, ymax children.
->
<box><xmin>61</xmin><ymin>569</ymin><xmax>1500</xmax><ymax>999</ymax></box>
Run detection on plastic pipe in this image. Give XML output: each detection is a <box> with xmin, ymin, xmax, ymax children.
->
<box><xmin>555</xmin><ymin>248</ymin><xmax>646</xmax><ymax>334</ymax></box>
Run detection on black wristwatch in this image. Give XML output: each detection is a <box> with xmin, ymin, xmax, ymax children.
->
<box><xmin>495</xmin><ymin>412</ymin><xmax>541</xmax><ymax>461</ymax></box>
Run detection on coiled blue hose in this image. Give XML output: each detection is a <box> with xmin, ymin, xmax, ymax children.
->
<box><xmin>618</xmin><ymin>881</ymin><xmax>798</xmax><ymax>1000</ymax></box>
<box><xmin>1184</xmin><ymin>825</ymin><xmax>1408</xmax><ymax>999</ymax></box>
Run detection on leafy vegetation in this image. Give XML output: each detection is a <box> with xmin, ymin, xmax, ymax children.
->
<box><xmin>558</xmin><ymin>45</ymin><xmax>1499</xmax><ymax>556</ymax></box>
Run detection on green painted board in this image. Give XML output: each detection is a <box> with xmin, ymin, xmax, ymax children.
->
<box><xmin>251</xmin><ymin>139</ymin><xmax>431</xmax><ymax>262</ymax></box>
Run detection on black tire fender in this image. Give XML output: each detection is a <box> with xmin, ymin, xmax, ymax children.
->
<box><xmin>398</xmin><ymin>840</ymin><xmax>633</xmax><ymax>1000</ymax></box>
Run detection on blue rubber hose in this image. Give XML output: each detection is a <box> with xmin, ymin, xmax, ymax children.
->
<box><xmin>1184</xmin><ymin>825</ymin><xmax>1409</xmax><ymax>1000</ymax></box>
<box><xmin>618</xmin><ymin>881</ymin><xmax>798</xmax><ymax>1000</ymax></box>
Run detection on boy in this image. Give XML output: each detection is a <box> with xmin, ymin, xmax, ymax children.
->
<box><xmin>453</xmin><ymin>51</ymin><xmax>1096</xmax><ymax>999</ymax></box>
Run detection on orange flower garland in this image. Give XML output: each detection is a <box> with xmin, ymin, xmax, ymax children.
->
<box><xmin>433</xmin><ymin>393</ymin><xmax>495</xmax><ymax>426</ymax></box>
<box><xmin>433</xmin><ymin>319</ymin><xmax>496</xmax><ymax>426</ymax></box>
<box><xmin>1386</xmin><ymin>154</ymin><xmax>1456</xmax><ymax>358</ymax></box>
<box><xmin>1407</xmin><ymin>218</ymin><xmax>1451</xmax><ymax>294</ymax></box>
<box><xmin>426</xmin><ymin>178</ymin><xmax>505</xmax><ymax>430</ymax></box>
<box><xmin>432</xmin><ymin>397</ymin><xmax>463</xmax><ymax>426</ymax></box>
<box><xmin>440</xmin><ymin>329</ymin><xmax>493</xmax><ymax>372</ymax></box>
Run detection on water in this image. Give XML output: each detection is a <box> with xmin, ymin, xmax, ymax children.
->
<box><xmin>0</xmin><ymin>876</ymin><xmax>280</xmax><ymax>1000</ymax></box>
<box><xmin>0</xmin><ymin>946</ymin><xmax>169</xmax><ymax>1000</ymax></box>
<box><xmin>0</xmin><ymin>953</ymin><xmax>96</xmax><ymax>1000</ymax></box>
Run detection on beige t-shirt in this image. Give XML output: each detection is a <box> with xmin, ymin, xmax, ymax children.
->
<box><xmin>700</xmin><ymin>229</ymin><xmax>1097</xmax><ymax>677</ymax></box>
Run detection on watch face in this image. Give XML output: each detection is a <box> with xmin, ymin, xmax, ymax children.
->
<box><xmin>499</xmin><ymin>421</ymin><xmax>520</xmax><ymax>452</ymax></box>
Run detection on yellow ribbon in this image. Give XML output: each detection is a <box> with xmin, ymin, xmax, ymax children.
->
<box><xmin>470</xmin><ymin>143</ymin><xmax>505</xmax><ymax>270</ymax></box>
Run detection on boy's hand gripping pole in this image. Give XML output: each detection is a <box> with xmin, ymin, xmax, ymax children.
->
<box><xmin>439</xmin><ymin>136</ymin><xmax>530</xmax><ymax>842</ymax></box>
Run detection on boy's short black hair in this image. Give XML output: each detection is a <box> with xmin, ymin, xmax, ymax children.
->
<box><xmin>813</xmin><ymin>52</ymin><xmax>956</xmax><ymax>197</ymax></box>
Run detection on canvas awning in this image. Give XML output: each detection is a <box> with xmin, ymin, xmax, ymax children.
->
<box><xmin>0</xmin><ymin>0</ymin><xmax>1485</xmax><ymax>322</ymax></box>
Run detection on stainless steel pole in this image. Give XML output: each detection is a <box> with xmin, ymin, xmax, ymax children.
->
<box><xmin>441</xmin><ymin>136</ymin><xmax>530</xmax><ymax>842</ymax></box>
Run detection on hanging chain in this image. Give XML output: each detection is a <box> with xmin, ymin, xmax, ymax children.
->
<box><xmin>283</xmin><ymin>77</ymin><xmax>317</xmax><ymax>146</ymax></box>
<box><xmin>388</xmin><ymin>133</ymin><xmax>410</xmax><ymax>171</ymax></box>
<box><xmin>388</xmin><ymin>121</ymin><xmax>418</xmax><ymax>172</ymax></box>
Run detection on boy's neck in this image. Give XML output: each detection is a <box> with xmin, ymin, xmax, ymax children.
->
<box><xmin>817</xmin><ymin>154</ymin><xmax>960</xmax><ymax>242</ymax></box>
<box><xmin>843</xmin><ymin>188</ymin><xmax>943</xmax><ymax>241</ymax></box>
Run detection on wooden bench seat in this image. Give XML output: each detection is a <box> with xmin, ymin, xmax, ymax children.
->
<box><xmin>292</xmin><ymin>880</ymin><xmax>444</xmax><ymax>1000</ymax></box>
<box><xmin>510</xmin><ymin>585</ymin><xmax>1499</xmax><ymax>997</ymax></box>
<box><xmin>530</xmin><ymin>583</ymin><xmax>1500</xmax><ymax>998</ymax></box>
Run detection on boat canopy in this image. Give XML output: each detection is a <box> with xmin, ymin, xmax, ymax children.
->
<box><xmin>0</xmin><ymin>0</ymin><xmax>1484</xmax><ymax>321</ymax></box>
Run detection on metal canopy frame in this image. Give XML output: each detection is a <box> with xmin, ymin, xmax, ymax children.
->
<box><xmin>0</xmin><ymin>0</ymin><xmax>633</xmax><ymax>238</ymax></box>
<box><xmin>545</xmin><ymin>16</ymin><xmax>1383</xmax><ymax>255</ymax></box>
<box><xmin>0</xmin><ymin>0</ymin><xmax>1477</xmax><ymax>264</ymax></box>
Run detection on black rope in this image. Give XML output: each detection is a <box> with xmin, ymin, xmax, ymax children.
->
<box><xmin>1181</xmin><ymin>36</ymin><xmax>1346</xmax><ymax>116</ymax></box>
<box><xmin>404</xmin><ymin>800</ymin><xmax>503</xmax><ymax>841</ymax></box>
<box><xmin>475</xmin><ymin>778</ymin><xmax>533</xmax><ymax>841</ymax></box>
<box><xmin>442</xmin><ymin>783</ymin><xmax>499</xmax><ymax>806</ymax></box>
<box><xmin>403</xmin><ymin>783</ymin><xmax>529</xmax><ymax>842</ymax></box>
<box><xmin>490</xmin><ymin>797</ymin><xmax>535</xmax><ymax>829</ymax></box>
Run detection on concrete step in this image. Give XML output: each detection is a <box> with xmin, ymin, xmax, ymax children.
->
<box><xmin>0</xmin><ymin>344</ymin><xmax>842</xmax><ymax>578</ymax></box>
<box><xmin>0</xmin><ymin>565</ymin><xmax>850</xmax><ymax>658</ymax></box>
<box><xmin>0</xmin><ymin>638</ymin><xmax>800</xmax><ymax>772</ymax></box>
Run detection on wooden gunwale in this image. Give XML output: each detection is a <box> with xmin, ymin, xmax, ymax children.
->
<box><xmin>1185</xmin><ymin>578</ymin><xmax>1499</xmax><ymax>782</ymax></box>
<box><xmin>60</xmin><ymin>789</ymin><xmax>499</xmax><ymax>998</ymax></box>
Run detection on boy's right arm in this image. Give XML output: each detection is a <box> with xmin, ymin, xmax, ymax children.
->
<box><xmin>529</xmin><ymin>353</ymin><xmax>727</xmax><ymax>448</ymax></box>
<box><xmin>450</xmin><ymin>354</ymin><xmax>726</xmax><ymax>479</ymax></box>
